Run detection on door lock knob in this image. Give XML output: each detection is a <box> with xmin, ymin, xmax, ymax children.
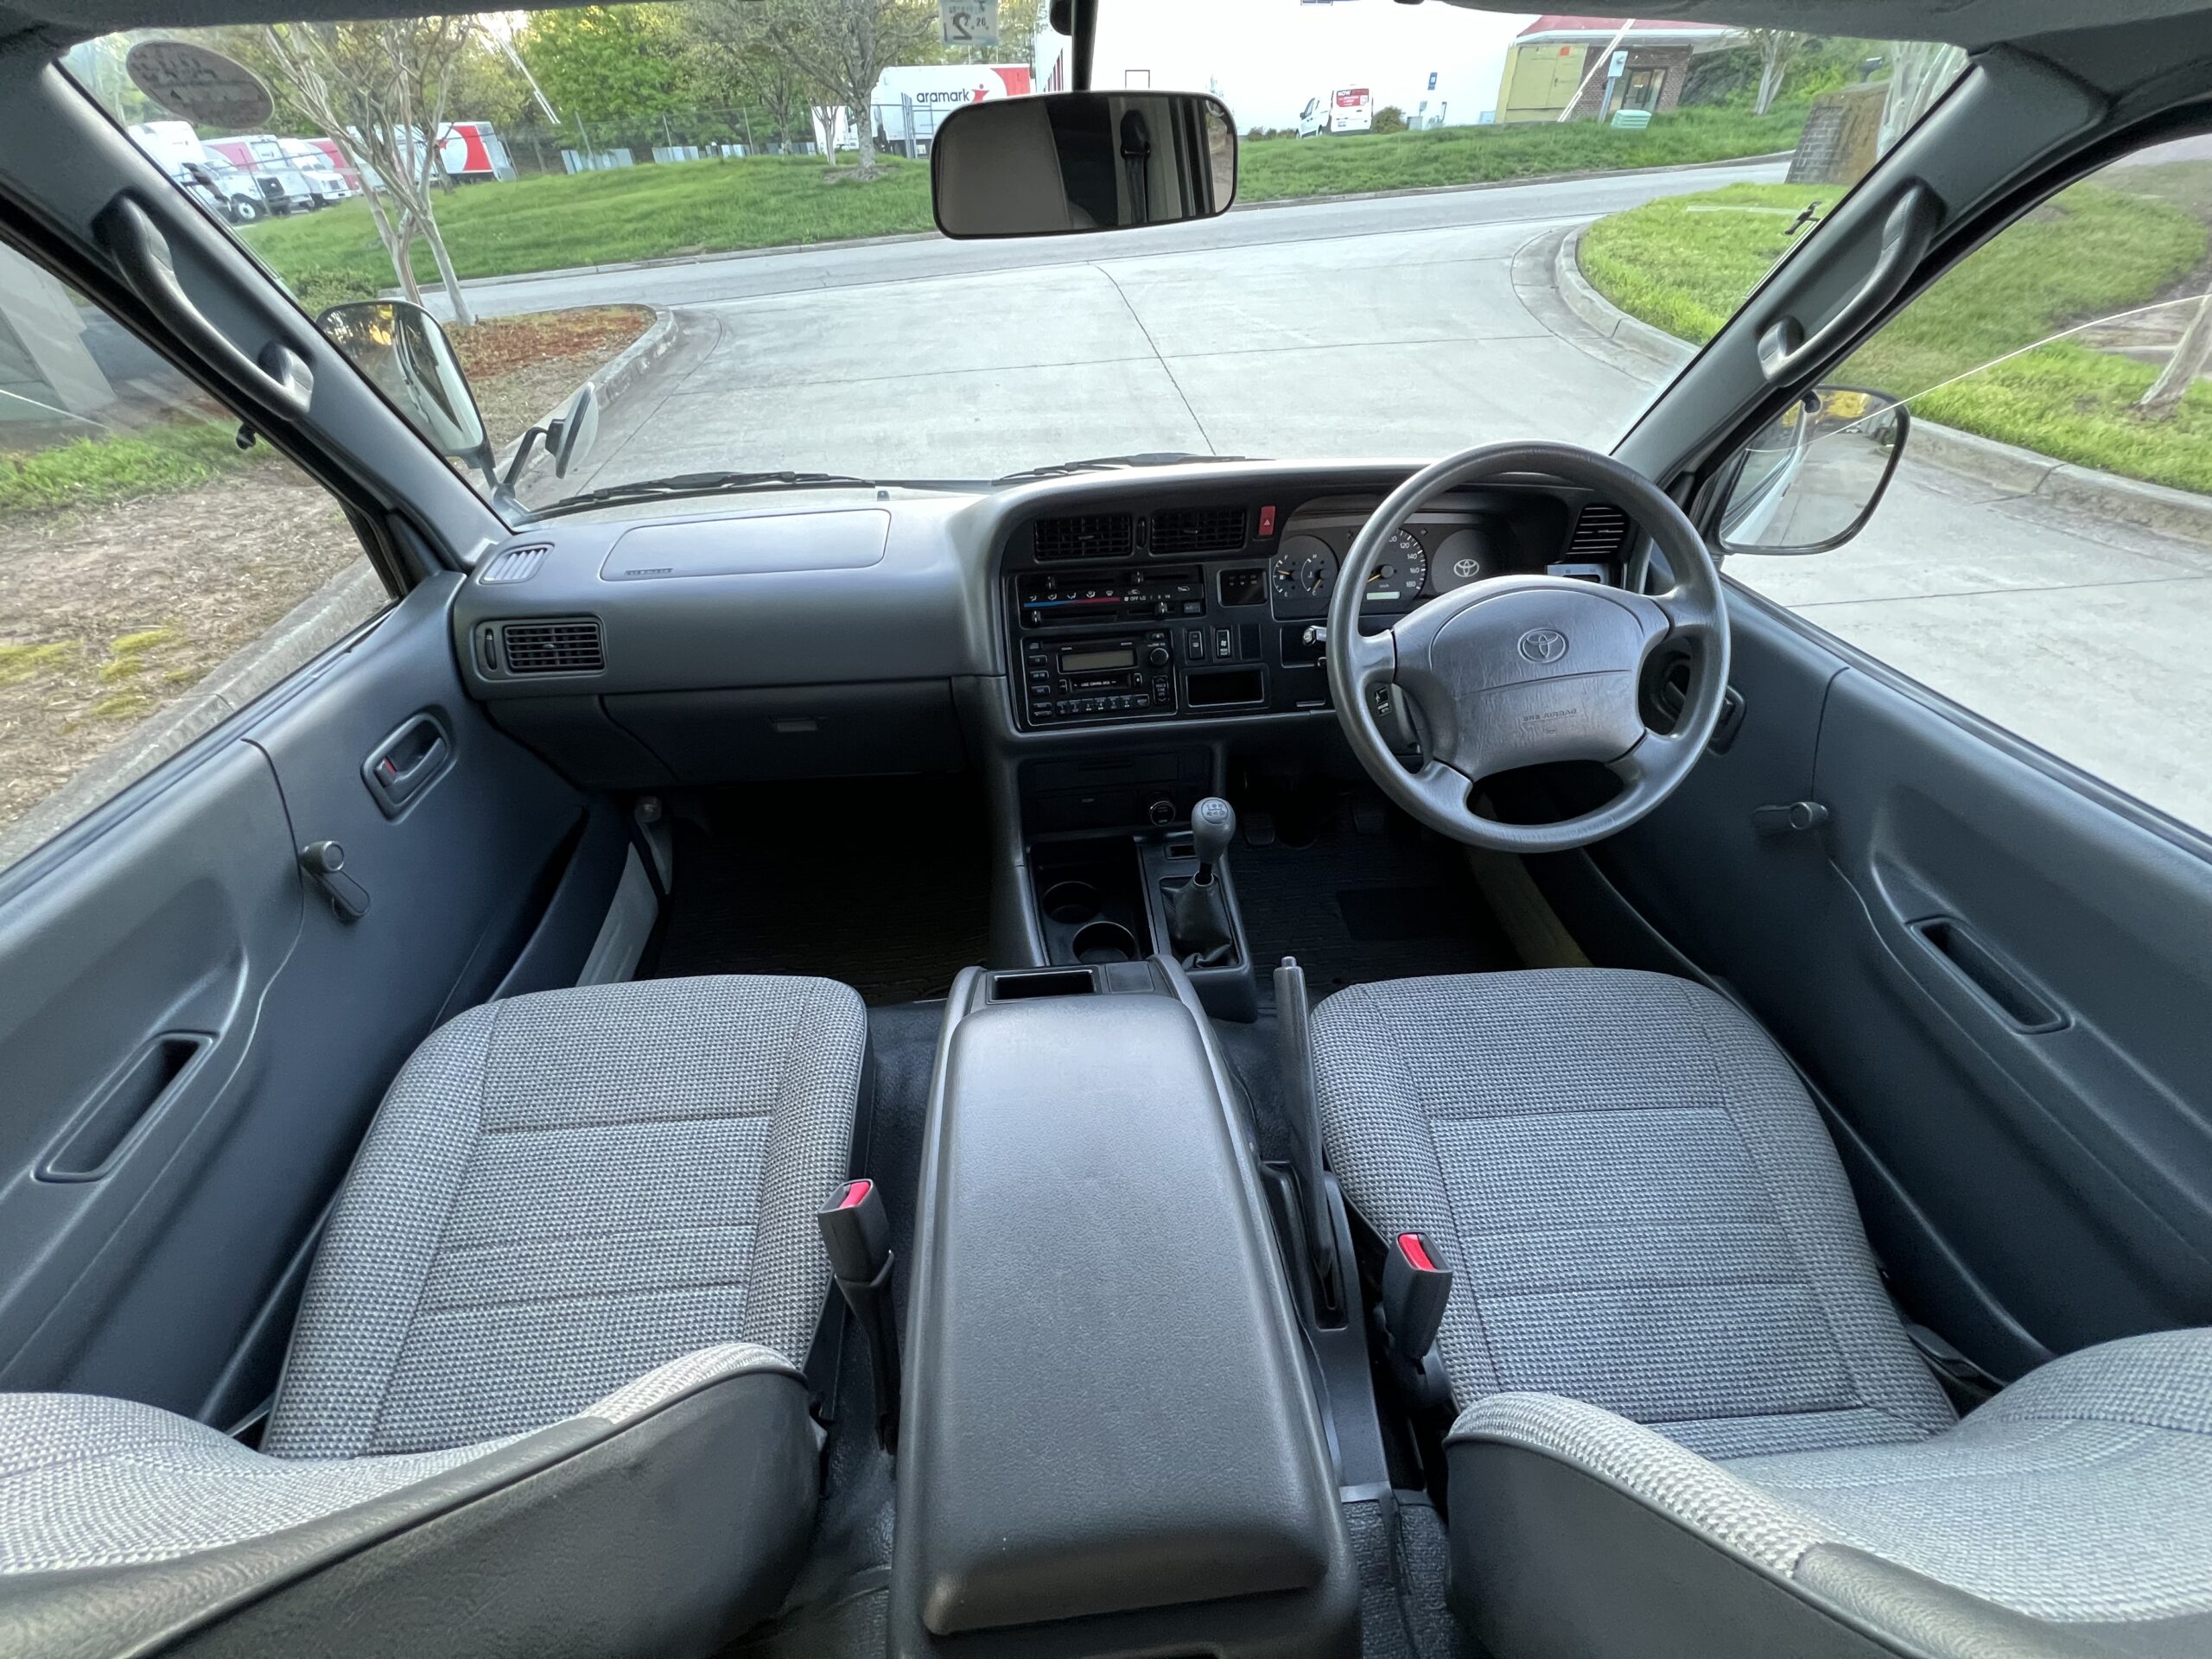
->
<box><xmin>299</xmin><ymin>840</ymin><xmax>371</xmax><ymax>922</ymax></box>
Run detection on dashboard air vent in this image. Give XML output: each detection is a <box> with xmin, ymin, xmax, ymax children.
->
<box><xmin>480</xmin><ymin>544</ymin><xmax>550</xmax><ymax>584</ymax></box>
<box><xmin>1566</xmin><ymin>504</ymin><xmax>1631</xmax><ymax>561</ymax></box>
<box><xmin>499</xmin><ymin>619</ymin><xmax>603</xmax><ymax>675</ymax></box>
<box><xmin>1032</xmin><ymin>512</ymin><xmax>1135</xmax><ymax>562</ymax></box>
<box><xmin>1149</xmin><ymin>505</ymin><xmax>1246</xmax><ymax>556</ymax></box>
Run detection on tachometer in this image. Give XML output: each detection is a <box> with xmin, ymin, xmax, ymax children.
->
<box><xmin>1365</xmin><ymin>529</ymin><xmax>1427</xmax><ymax>605</ymax></box>
<box><xmin>1430</xmin><ymin>526</ymin><xmax>1492</xmax><ymax>592</ymax></box>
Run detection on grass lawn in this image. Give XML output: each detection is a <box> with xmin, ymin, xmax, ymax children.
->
<box><xmin>241</xmin><ymin>105</ymin><xmax>1808</xmax><ymax>296</ymax></box>
<box><xmin>1581</xmin><ymin>177</ymin><xmax>2212</xmax><ymax>494</ymax></box>
<box><xmin>0</xmin><ymin>420</ymin><xmax>257</xmax><ymax>515</ymax></box>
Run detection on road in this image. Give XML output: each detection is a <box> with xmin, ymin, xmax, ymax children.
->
<box><xmin>445</xmin><ymin>161</ymin><xmax>2212</xmax><ymax>833</ymax></box>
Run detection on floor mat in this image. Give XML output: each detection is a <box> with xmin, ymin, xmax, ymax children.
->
<box><xmin>1228</xmin><ymin>787</ymin><xmax>1519</xmax><ymax>995</ymax></box>
<box><xmin>645</xmin><ymin>775</ymin><xmax>989</xmax><ymax>1003</ymax></box>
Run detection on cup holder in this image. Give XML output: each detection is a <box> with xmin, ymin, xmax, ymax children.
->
<box><xmin>1071</xmin><ymin>920</ymin><xmax>1138</xmax><ymax>963</ymax></box>
<box><xmin>1042</xmin><ymin>880</ymin><xmax>1102</xmax><ymax>926</ymax></box>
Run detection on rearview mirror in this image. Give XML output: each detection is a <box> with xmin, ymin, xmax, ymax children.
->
<box><xmin>932</xmin><ymin>92</ymin><xmax>1236</xmax><ymax>239</ymax></box>
<box><xmin>1715</xmin><ymin>385</ymin><xmax>1910</xmax><ymax>556</ymax></box>
<box><xmin>316</xmin><ymin>299</ymin><xmax>491</xmax><ymax>474</ymax></box>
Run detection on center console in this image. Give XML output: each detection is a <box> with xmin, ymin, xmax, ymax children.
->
<box><xmin>888</xmin><ymin>961</ymin><xmax>1361</xmax><ymax>1659</ymax></box>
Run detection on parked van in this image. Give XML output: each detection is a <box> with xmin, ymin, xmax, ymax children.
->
<box><xmin>1298</xmin><ymin>87</ymin><xmax>1374</xmax><ymax>137</ymax></box>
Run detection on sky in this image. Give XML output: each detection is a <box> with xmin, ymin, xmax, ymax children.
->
<box><xmin>1068</xmin><ymin>0</ymin><xmax>1541</xmax><ymax>130</ymax></box>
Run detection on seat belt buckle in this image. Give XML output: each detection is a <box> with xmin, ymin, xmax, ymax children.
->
<box><xmin>816</xmin><ymin>1178</ymin><xmax>900</xmax><ymax>1452</ymax></box>
<box><xmin>1378</xmin><ymin>1232</ymin><xmax>1454</xmax><ymax>1411</ymax></box>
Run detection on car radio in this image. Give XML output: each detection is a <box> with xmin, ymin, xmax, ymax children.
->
<box><xmin>1021</xmin><ymin>630</ymin><xmax>1178</xmax><ymax>723</ymax></box>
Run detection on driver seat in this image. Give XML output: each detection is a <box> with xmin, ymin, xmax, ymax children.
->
<box><xmin>1313</xmin><ymin>968</ymin><xmax>2212</xmax><ymax>1659</ymax></box>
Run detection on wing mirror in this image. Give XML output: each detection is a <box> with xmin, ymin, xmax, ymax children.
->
<box><xmin>316</xmin><ymin>299</ymin><xmax>597</xmax><ymax>511</ymax></box>
<box><xmin>931</xmin><ymin>91</ymin><xmax>1236</xmax><ymax>238</ymax></box>
<box><xmin>1714</xmin><ymin>385</ymin><xmax>1910</xmax><ymax>555</ymax></box>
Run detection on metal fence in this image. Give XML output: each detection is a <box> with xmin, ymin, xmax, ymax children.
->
<box><xmin>492</xmin><ymin>102</ymin><xmax>955</xmax><ymax>178</ymax></box>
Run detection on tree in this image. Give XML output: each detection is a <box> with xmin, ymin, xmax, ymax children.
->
<box><xmin>516</xmin><ymin>5</ymin><xmax>686</xmax><ymax>126</ymax></box>
<box><xmin>677</xmin><ymin>0</ymin><xmax>815</xmax><ymax>151</ymax></box>
<box><xmin>688</xmin><ymin>0</ymin><xmax>937</xmax><ymax>178</ymax></box>
<box><xmin>256</xmin><ymin>18</ymin><xmax>484</xmax><ymax>325</ymax></box>
<box><xmin>2135</xmin><ymin>289</ymin><xmax>2212</xmax><ymax>420</ymax></box>
<box><xmin>1745</xmin><ymin>29</ymin><xmax>1805</xmax><ymax>117</ymax></box>
<box><xmin>1878</xmin><ymin>40</ymin><xmax>1967</xmax><ymax>153</ymax></box>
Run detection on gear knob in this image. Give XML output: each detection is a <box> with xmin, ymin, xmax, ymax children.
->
<box><xmin>1190</xmin><ymin>796</ymin><xmax>1236</xmax><ymax>880</ymax></box>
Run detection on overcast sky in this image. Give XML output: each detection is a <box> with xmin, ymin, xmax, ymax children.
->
<box><xmin>1070</xmin><ymin>1</ymin><xmax>1541</xmax><ymax>129</ymax></box>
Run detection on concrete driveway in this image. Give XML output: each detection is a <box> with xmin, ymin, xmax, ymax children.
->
<box><xmin>448</xmin><ymin>162</ymin><xmax>2212</xmax><ymax>834</ymax></box>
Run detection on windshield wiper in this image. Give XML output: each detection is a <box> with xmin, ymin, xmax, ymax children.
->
<box><xmin>527</xmin><ymin>469</ymin><xmax>880</xmax><ymax>518</ymax></box>
<box><xmin>994</xmin><ymin>452</ymin><xmax>1249</xmax><ymax>484</ymax></box>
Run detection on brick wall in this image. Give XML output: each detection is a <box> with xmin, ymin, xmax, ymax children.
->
<box><xmin>1565</xmin><ymin>43</ymin><xmax>1695</xmax><ymax>120</ymax></box>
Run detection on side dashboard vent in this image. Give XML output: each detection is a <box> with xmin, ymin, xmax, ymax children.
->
<box><xmin>480</xmin><ymin>544</ymin><xmax>550</xmax><ymax>584</ymax></box>
<box><xmin>499</xmin><ymin>618</ymin><xmax>603</xmax><ymax>675</ymax></box>
<box><xmin>1149</xmin><ymin>505</ymin><xmax>1246</xmax><ymax>556</ymax></box>
<box><xmin>1566</xmin><ymin>503</ymin><xmax>1631</xmax><ymax>561</ymax></box>
<box><xmin>1032</xmin><ymin>512</ymin><xmax>1135</xmax><ymax>562</ymax></box>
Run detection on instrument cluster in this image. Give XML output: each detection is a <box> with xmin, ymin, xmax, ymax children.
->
<box><xmin>1266</xmin><ymin>499</ymin><xmax>1522</xmax><ymax>620</ymax></box>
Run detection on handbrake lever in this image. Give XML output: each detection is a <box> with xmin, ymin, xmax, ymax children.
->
<box><xmin>1274</xmin><ymin>957</ymin><xmax>1344</xmax><ymax>1322</ymax></box>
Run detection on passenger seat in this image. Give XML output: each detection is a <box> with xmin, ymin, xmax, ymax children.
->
<box><xmin>0</xmin><ymin>974</ymin><xmax>868</xmax><ymax>1659</ymax></box>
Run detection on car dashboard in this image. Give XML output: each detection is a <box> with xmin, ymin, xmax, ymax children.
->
<box><xmin>448</xmin><ymin>460</ymin><xmax>1641</xmax><ymax>791</ymax></box>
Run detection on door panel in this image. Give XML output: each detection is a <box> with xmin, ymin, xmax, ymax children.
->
<box><xmin>0</xmin><ymin>742</ymin><xmax>301</xmax><ymax>1407</ymax></box>
<box><xmin>0</xmin><ymin>576</ymin><xmax>602</xmax><ymax>1417</ymax></box>
<box><xmin>1587</xmin><ymin>590</ymin><xmax>2212</xmax><ymax>1376</ymax></box>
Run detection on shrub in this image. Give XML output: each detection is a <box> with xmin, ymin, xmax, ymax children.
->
<box><xmin>285</xmin><ymin>264</ymin><xmax>383</xmax><ymax>317</ymax></box>
<box><xmin>1372</xmin><ymin>105</ymin><xmax>1407</xmax><ymax>135</ymax></box>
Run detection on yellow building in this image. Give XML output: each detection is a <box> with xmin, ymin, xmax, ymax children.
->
<box><xmin>1496</xmin><ymin>16</ymin><xmax>1734</xmax><ymax>124</ymax></box>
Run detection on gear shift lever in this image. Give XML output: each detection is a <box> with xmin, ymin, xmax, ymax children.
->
<box><xmin>1167</xmin><ymin>797</ymin><xmax>1237</xmax><ymax>967</ymax></box>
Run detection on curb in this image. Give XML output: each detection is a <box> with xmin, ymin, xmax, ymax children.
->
<box><xmin>446</xmin><ymin>149</ymin><xmax>1796</xmax><ymax>294</ymax></box>
<box><xmin>1551</xmin><ymin>226</ymin><xmax>2212</xmax><ymax>547</ymax></box>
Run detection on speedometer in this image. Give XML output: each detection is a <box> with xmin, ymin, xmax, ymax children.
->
<box><xmin>1366</xmin><ymin>529</ymin><xmax>1427</xmax><ymax>605</ymax></box>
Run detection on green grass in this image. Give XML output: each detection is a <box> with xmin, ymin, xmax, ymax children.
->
<box><xmin>1582</xmin><ymin>177</ymin><xmax>2212</xmax><ymax>493</ymax></box>
<box><xmin>1237</xmin><ymin>103</ymin><xmax>1808</xmax><ymax>203</ymax></box>
<box><xmin>0</xmin><ymin>421</ymin><xmax>252</xmax><ymax>514</ymax></box>
<box><xmin>240</xmin><ymin>106</ymin><xmax>1808</xmax><ymax>295</ymax></box>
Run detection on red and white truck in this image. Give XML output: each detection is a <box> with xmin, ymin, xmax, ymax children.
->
<box><xmin>1298</xmin><ymin>87</ymin><xmax>1375</xmax><ymax>137</ymax></box>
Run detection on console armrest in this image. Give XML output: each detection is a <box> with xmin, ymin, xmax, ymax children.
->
<box><xmin>890</xmin><ymin>966</ymin><xmax>1356</xmax><ymax>1657</ymax></box>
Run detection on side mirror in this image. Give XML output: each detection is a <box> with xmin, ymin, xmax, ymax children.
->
<box><xmin>542</xmin><ymin>383</ymin><xmax>597</xmax><ymax>478</ymax></box>
<box><xmin>316</xmin><ymin>300</ymin><xmax>493</xmax><ymax>478</ymax></box>
<box><xmin>1714</xmin><ymin>385</ymin><xmax>1910</xmax><ymax>556</ymax></box>
<box><xmin>932</xmin><ymin>91</ymin><xmax>1236</xmax><ymax>238</ymax></box>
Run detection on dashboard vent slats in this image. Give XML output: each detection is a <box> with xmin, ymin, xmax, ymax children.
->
<box><xmin>1032</xmin><ymin>513</ymin><xmax>1135</xmax><ymax>562</ymax></box>
<box><xmin>1148</xmin><ymin>505</ymin><xmax>1246</xmax><ymax>556</ymax></box>
<box><xmin>1566</xmin><ymin>504</ymin><xmax>1631</xmax><ymax>560</ymax></box>
<box><xmin>500</xmin><ymin>619</ymin><xmax>603</xmax><ymax>675</ymax></box>
<box><xmin>480</xmin><ymin>544</ymin><xmax>550</xmax><ymax>584</ymax></box>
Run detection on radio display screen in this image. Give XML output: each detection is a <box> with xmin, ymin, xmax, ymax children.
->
<box><xmin>1060</xmin><ymin>646</ymin><xmax>1136</xmax><ymax>672</ymax></box>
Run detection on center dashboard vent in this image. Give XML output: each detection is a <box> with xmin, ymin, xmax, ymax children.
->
<box><xmin>1148</xmin><ymin>505</ymin><xmax>1246</xmax><ymax>556</ymax></box>
<box><xmin>479</xmin><ymin>543</ymin><xmax>550</xmax><ymax>584</ymax></box>
<box><xmin>495</xmin><ymin>618</ymin><xmax>603</xmax><ymax>676</ymax></box>
<box><xmin>1566</xmin><ymin>503</ymin><xmax>1631</xmax><ymax>561</ymax></box>
<box><xmin>1032</xmin><ymin>512</ymin><xmax>1135</xmax><ymax>562</ymax></box>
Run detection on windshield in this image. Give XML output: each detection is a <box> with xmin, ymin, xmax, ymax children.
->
<box><xmin>64</xmin><ymin>9</ymin><xmax>1965</xmax><ymax>524</ymax></box>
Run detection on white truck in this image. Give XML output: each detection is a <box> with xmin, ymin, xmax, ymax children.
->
<box><xmin>865</xmin><ymin>64</ymin><xmax>1035</xmax><ymax>156</ymax></box>
<box><xmin>125</xmin><ymin>120</ymin><xmax>272</xmax><ymax>224</ymax></box>
<box><xmin>1298</xmin><ymin>87</ymin><xmax>1375</xmax><ymax>137</ymax></box>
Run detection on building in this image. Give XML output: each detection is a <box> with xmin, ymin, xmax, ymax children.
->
<box><xmin>1495</xmin><ymin>15</ymin><xmax>1735</xmax><ymax>124</ymax></box>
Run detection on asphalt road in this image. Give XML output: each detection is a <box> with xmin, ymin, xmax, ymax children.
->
<box><xmin>444</xmin><ymin>160</ymin><xmax>2212</xmax><ymax>833</ymax></box>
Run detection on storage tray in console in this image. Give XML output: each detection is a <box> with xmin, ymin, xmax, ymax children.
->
<box><xmin>890</xmin><ymin>965</ymin><xmax>1355</xmax><ymax>1658</ymax></box>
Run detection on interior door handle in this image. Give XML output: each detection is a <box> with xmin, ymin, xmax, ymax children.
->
<box><xmin>1757</xmin><ymin>181</ymin><xmax>1942</xmax><ymax>384</ymax></box>
<box><xmin>361</xmin><ymin>714</ymin><xmax>452</xmax><ymax>817</ymax></box>
<box><xmin>93</xmin><ymin>195</ymin><xmax>313</xmax><ymax>419</ymax></box>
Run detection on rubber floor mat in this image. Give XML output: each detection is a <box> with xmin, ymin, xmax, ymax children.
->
<box><xmin>645</xmin><ymin>775</ymin><xmax>989</xmax><ymax>1003</ymax></box>
<box><xmin>1229</xmin><ymin>791</ymin><xmax>1518</xmax><ymax>995</ymax></box>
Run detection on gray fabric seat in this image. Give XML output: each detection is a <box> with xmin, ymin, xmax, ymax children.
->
<box><xmin>0</xmin><ymin>974</ymin><xmax>868</xmax><ymax>1659</ymax></box>
<box><xmin>1314</xmin><ymin>968</ymin><xmax>2212</xmax><ymax>1659</ymax></box>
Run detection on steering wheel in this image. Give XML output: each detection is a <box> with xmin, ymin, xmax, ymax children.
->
<box><xmin>1325</xmin><ymin>441</ymin><xmax>1731</xmax><ymax>854</ymax></box>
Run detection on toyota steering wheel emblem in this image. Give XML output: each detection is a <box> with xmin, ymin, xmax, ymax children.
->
<box><xmin>1517</xmin><ymin>627</ymin><xmax>1569</xmax><ymax>664</ymax></box>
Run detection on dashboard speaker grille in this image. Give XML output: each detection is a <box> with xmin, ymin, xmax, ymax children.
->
<box><xmin>1032</xmin><ymin>513</ymin><xmax>1135</xmax><ymax>562</ymax></box>
<box><xmin>500</xmin><ymin>619</ymin><xmax>603</xmax><ymax>674</ymax></box>
<box><xmin>1566</xmin><ymin>504</ymin><xmax>1630</xmax><ymax>560</ymax></box>
<box><xmin>1148</xmin><ymin>505</ymin><xmax>1246</xmax><ymax>556</ymax></box>
<box><xmin>480</xmin><ymin>544</ymin><xmax>550</xmax><ymax>584</ymax></box>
